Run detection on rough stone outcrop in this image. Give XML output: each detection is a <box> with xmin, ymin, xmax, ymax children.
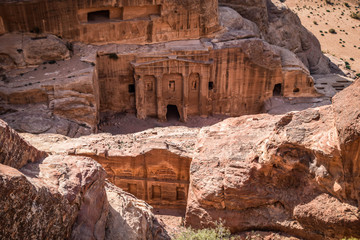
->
<box><xmin>0</xmin><ymin>120</ymin><xmax>169</xmax><ymax>240</ymax></box>
<box><xmin>0</xmin><ymin>118</ymin><xmax>47</xmax><ymax>169</ymax></box>
<box><xmin>0</xmin><ymin>34</ymin><xmax>96</xmax><ymax>136</ymax></box>
<box><xmin>0</xmin><ymin>154</ymin><xmax>108</xmax><ymax>240</ymax></box>
<box><xmin>185</xmin><ymin>80</ymin><xmax>360</xmax><ymax>239</ymax></box>
<box><xmin>219</xmin><ymin>0</ymin><xmax>332</xmax><ymax>74</ymax></box>
<box><xmin>0</xmin><ymin>33</ymin><xmax>70</xmax><ymax>69</ymax></box>
<box><xmin>105</xmin><ymin>182</ymin><xmax>170</xmax><ymax>240</ymax></box>
<box><xmin>332</xmin><ymin>79</ymin><xmax>360</xmax><ymax>206</ymax></box>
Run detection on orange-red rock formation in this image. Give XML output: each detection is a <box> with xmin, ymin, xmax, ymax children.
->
<box><xmin>185</xmin><ymin>80</ymin><xmax>360</xmax><ymax>239</ymax></box>
<box><xmin>219</xmin><ymin>0</ymin><xmax>333</xmax><ymax>75</ymax></box>
<box><xmin>0</xmin><ymin>119</ymin><xmax>169</xmax><ymax>240</ymax></box>
<box><xmin>0</xmin><ymin>0</ymin><xmax>219</xmax><ymax>44</ymax></box>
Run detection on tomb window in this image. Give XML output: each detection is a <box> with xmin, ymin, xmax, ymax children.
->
<box><xmin>176</xmin><ymin>187</ymin><xmax>186</xmax><ymax>200</ymax></box>
<box><xmin>152</xmin><ymin>185</ymin><xmax>161</xmax><ymax>199</ymax></box>
<box><xmin>169</xmin><ymin>81</ymin><xmax>175</xmax><ymax>92</ymax></box>
<box><xmin>208</xmin><ymin>81</ymin><xmax>214</xmax><ymax>90</ymax></box>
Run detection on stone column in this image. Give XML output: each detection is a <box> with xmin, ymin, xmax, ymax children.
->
<box><xmin>135</xmin><ymin>75</ymin><xmax>146</xmax><ymax>119</ymax></box>
<box><xmin>156</xmin><ymin>75</ymin><xmax>166</xmax><ymax>121</ymax></box>
<box><xmin>199</xmin><ymin>67</ymin><xmax>209</xmax><ymax>117</ymax></box>
<box><xmin>182</xmin><ymin>74</ymin><xmax>189</xmax><ymax>122</ymax></box>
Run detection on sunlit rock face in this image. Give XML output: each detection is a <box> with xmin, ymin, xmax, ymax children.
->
<box><xmin>0</xmin><ymin>119</ymin><xmax>170</xmax><ymax>240</ymax></box>
<box><xmin>0</xmin><ymin>0</ymin><xmax>219</xmax><ymax>44</ymax></box>
<box><xmin>185</xmin><ymin>80</ymin><xmax>360</xmax><ymax>239</ymax></box>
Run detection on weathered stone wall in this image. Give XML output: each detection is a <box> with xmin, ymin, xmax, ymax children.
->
<box><xmin>0</xmin><ymin>0</ymin><xmax>219</xmax><ymax>44</ymax></box>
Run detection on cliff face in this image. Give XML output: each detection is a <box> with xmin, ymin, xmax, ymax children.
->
<box><xmin>219</xmin><ymin>0</ymin><xmax>332</xmax><ymax>75</ymax></box>
<box><xmin>0</xmin><ymin>0</ymin><xmax>219</xmax><ymax>44</ymax></box>
<box><xmin>0</xmin><ymin>119</ymin><xmax>169</xmax><ymax>240</ymax></box>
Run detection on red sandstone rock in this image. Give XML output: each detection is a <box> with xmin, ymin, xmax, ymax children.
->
<box><xmin>219</xmin><ymin>0</ymin><xmax>332</xmax><ymax>75</ymax></box>
<box><xmin>105</xmin><ymin>182</ymin><xmax>170</xmax><ymax>240</ymax></box>
<box><xmin>0</xmin><ymin>154</ymin><xmax>107</xmax><ymax>239</ymax></box>
<box><xmin>0</xmin><ymin>118</ymin><xmax>47</xmax><ymax>169</ymax></box>
<box><xmin>0</xmin><ymin>120</ymin><xmax>169</xmax><ymax>239</ymax></box>
<box><xmin>185</xmin><ymin>80</ymin><xmax>360</xmax><ymax>239</ymax></box>
<box><xmin>21</xmin><ymin>81</ymin><xmax>360</xmax><ymax>239</ymax></box>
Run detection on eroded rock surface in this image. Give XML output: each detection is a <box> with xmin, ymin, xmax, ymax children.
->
<box><xmin>0</xmin><ymin>118</ymin><xmax>47</xmax><ymax>169</ymax></box>
<box><xmin>185</xmin><ymin>80</ymin><xmax>360</xmax><ymax>239</ymax></box>
<box><xmin>0</xmin><ymin>120</ymin><xmax>169</xmax><ymax>240</ymax></box>
<box><xmin>106</xmin><ymin>182</ymin><xmax>170</xmax><ymax>240</ymax></box>
<box><xmin>219</xmin><ymin>0</ymin><xmax>333</xmax><ymax>75</ymax></box>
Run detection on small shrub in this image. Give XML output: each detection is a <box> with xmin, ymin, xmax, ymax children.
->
<box><xmin>174</xmin><ymin>221</ymin><xmax>231</xmax><ymax>240</ymax></box>
<box><xmin>350</xmin><ymin>12</ymin><xmax>360</xmax><ymax>20</ymax></box>
<box><xmin>345</xmin><ymin>3</ymin><xmax>350</xmax><ymax>8</ymax></box>
<box><xmin>313</xmin><ymin>21</ymin><xmax>318</xmax><ymax>25</ymax></box>
<box><xmin>329</xmin><ymin>28</ymin><xmax>337</xmax><ymax>34</ymax></box>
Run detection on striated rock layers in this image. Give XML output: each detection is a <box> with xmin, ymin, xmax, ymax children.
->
<box><xmin>0</xmin><ymin>34</ymin><xmax>97</xmax><ymax>137</ymax></box>
<box><xmin>219</xmin><ymin>0</ymin><xmax>332</xmax><ymax>74</ymax></box>
<box><xmin>0</xmin><ymin>0</ymin><xmax>219</xmax><ymax>44</ymax></box>
<box><xmin>22</xmin><ymin>80</ymin><xmax>360</xmax><ymax>239</ymax></box>
<box><xmin>0</xmin><ymin>118</ymin><xmax>169</xmax><ymax>240</ymax></box>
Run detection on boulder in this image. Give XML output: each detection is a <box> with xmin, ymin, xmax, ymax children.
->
<box><xmin>0</xmin><ymin>154</ymin><xmax>107</xmax><ymax>240</ymax></box>
<box><xmin>0</xmin><ymin>121</ymin><xmax>169</xmax><ymax>240</ymax></box>
<box><xmin>0</xmin><ymin>118</ymin><xmax>47</xmax><ymax>169</ymax></box>
<box><xmin>23</xmin><ymin>34</ymin><xmax>70</xmax><ymax>65</ymax></box>
<box><xmin>105</xmin><ymin>182</ymin><xmax>170</xmax><ymax>240</ymax></box>
<box><xmin>185</xmin><ymin>80</ymin><xmax>360</xmax><ymax>239</ymax></box>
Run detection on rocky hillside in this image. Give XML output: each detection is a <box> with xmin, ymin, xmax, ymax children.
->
<box><xmin>21</xmin><ymin>79</ymin><xmax>360</xmax><ymax>239</ymax></box>
<box><xmin>0</xmin><ymin>119</ymin><xmax>169</xmax><ymax>240</ymax></box>
<box><xmin>286</xmin><ymin>0</ymin><xmax>360</xmax><ymax>76</ymax></box>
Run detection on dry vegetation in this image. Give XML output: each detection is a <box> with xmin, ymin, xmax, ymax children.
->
<box><xmin>286</xmin><ymin>0</ymin><xmax>360</xmax><ymax>77</ymax></box>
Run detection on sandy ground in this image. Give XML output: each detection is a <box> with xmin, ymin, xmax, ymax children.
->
<box><xmin>286</xmin><ymin>0</ymin><xmax>360</xmax><ymax>75</ymax></box>
<box><xmin>98</xmin><ymin>95</ymin><xmax>334</xmax><ymax>135</ymax></box>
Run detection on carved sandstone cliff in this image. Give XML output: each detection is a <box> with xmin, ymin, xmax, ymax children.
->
<box><xmin>0</xmin><ymin>0</ymin><xmax>219</xmax><ymax>44</ymax></box>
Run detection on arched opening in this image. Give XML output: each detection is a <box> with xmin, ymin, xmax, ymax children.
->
<box><xmin>273</xmin><ymin>83</ymin><xmax>282</xmax><ymax>96</ymax></box>
<box><xmin>166</xmin><ymin>105</ymin><xmax>180</xmax><ymax>121</ymax></box>
<box><xmin>293</xmin><ymin>87</ymin><xmax>300</xmax><ymax>93</ymax></box>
